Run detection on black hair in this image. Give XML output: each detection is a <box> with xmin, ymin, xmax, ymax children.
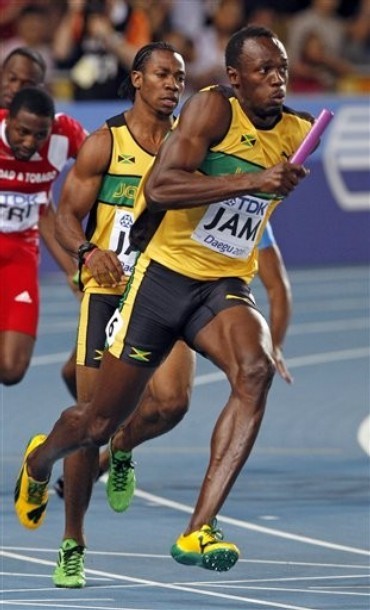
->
<box><xmin>9</xmin><ymin>86</ymin><xmax>55</xmax><ymax>120</ymax></box>
<box><xmin>19</xmin><ymin>5</ymin><xmax>49</xmax><ymax>18</ymax></box>
<box><xmin>3</xmin><ymin>47</ymin><xmax>47</xmax><ymax>81</ymax></box>
<box><xmin>225</xmin><ymin>25</ymin><xmax>276</xmax><ymax>68</ymax></box>
<box><xmin>84</xmin><ymin>0</ymin><xmax>106</xmax><ymax>16</ymax></box>
<box><xmin>118</xmin><ymin>41</ymin><xmax>178</xmax><ymax>101</ymax></box>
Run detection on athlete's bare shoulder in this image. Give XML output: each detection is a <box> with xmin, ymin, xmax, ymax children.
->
<box><xmin>177</xmin><ymin>86</ymin><xmax>232</xmax><ymax>146</ymax></box>
<box><xmin>85</xmin><ymin>122</ymin><xmax>110</xmax><ymax>142</ymax></box>
<box><xmin>75</xmin><ymin>123</ymin><xmax>112</xmax><ymax>174</ymax></box>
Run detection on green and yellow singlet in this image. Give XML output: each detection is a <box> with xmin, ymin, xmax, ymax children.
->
<box><xmin>80</xmin><ymin>114</ymin><xmax>155</xmax><ymax>294</ymax></box>
<box><xmin>133</xmin><ymin>87</ymin><xmax>311</xmax><ymax>283</ymax></box>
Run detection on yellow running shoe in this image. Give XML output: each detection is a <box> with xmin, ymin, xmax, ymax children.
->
<box><xmin>171</xmin><ymin>519</ymin><xmax>240</xmax><ymax>571</ymax></box>
<box><xmin>14</xmin><ymin>434</ymin><xmax>49</xmax><ymax>529</ymax></box>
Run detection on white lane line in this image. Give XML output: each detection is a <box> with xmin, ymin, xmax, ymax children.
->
<box><xmin>358</xmin><ymin>415</ymin><xmax>370</xmax><ymax>456</ymax></box>
<box><xmin>38</xmin><ymin>321</ymin><xmax>77</xmax><ymax>333</ymax></box>
<box><xmin>0</xmin><ymin>599</ymin><xmax>145</xmax><ymax>610</ymax></box>
<box><xmin>287</xmin><ymin>318</ymin><xmax>369</xmax><ymax>335</ymax></box>
<box><xmin>129</xmin><ymin>489</ymin><xmax>370</xmax><ymax>557</ymax></box>
<box><xmin>192</xmin><ymin>347</ymin><xmax>370</xmax><ymax>386</ymax></box>
<box><xmin>37</xmin><ymin>317</ymin><xmax>369</xmax><ymax>337</ymax></box>
<box><xmin>287</xmin><ymin>269</ymin><xmax>369</xmax><ymax>283</ymax></box>
<box><xmin>29</xmin><ymin>345</ymin><xmax>370</xmax><ymax>458</ymax></box>
<box><xmin>0</xmin><ymin>550</ymin><xmax>318</xmax><ymax>610</ymax></box>
<box><xmin>0</xmin><ymin>545</ymin><xmax>369</xmax><ymax>568</ymax></box>
<box><xmin>204</xmin><ymin>584</ymin><xmax>369</xmax><ymax>597</ymax></box>
<box><xmin>30</xmin><ymin>346</ymin><xmax>370</xmax><ymax>369</ymax></box>
<box><xmin>284</xmin><ymin>299</ymin><xmax>366</xmax><ymax>313</ymax></box>
<box><xmin>29</xmin><ymin>352</ymin><xmax>72</xmax><ymax>366</ymax></box>
<box><xmin>0</xmin><ymin>593</ymin><xmax>317</xmax><ymax>610</ymax></box>
<box><xmin>200</xmin><ymin>574</ymin><xmax>370</xmax><ymax>584</ymax></box>
<box><xmin>2</xmin><ymin>550</ymin><xmax>369</xmax><ymax>569</ymax></box>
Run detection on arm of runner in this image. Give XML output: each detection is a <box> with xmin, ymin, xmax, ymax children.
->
<box><xmin>144</xmin><ymin>89</ymin><xmax>308</xmax><ymax>211</ymax></box>
<box><xmin>55</xmin><ymin>127</ymin><xmax>124</xmax><ymax>286</ymax></box>
<box><xmin>39</xmin><ymin>202</ymin><xmax>79</xmax><ymax>294</ymax></box>
<box><xmin>258</xmin><ymin>243</ymin><xmax>293</xmax><ymax>384</ymax></box>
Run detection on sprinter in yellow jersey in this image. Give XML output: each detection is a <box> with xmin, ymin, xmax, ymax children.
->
<box><xmin>15</xmin><ymin>27</ymin><xmax>312</xmax><ymax>574</ymax></box>
<box><xmin>50</xmin><ymin>43</ymin><xmax>189</xmax><ymax>588</ymax></box>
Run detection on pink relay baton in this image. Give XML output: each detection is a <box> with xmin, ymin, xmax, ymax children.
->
<box><xmin>291</xmin><ymin>108</ymin><xmax>334</xmax><ymax>164</ymax></box>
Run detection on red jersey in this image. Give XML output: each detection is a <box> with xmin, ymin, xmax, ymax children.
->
<box><xmin>0</xmin><ymin>111</ymin><xmax>87</xmax><ymax>240</ymax></box>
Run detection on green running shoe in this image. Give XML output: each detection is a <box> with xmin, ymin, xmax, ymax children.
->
<box><xmin>53</xmin><ymin>538</ymin><xmax>86</xmax><ymax>588</ymax></box>
<box><xmin>106</xmin><ymin>442</ymin><xmax>136</xmax><ymax>512</ymax></box>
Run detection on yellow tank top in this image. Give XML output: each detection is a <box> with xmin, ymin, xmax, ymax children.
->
<box><xmin>133</xmin><ymin>88</ymin><xmax>311</xmax><ymax>282</ymax></box>
<box><xmin>81</xmin><ymin>113</ymin><xmax>155</xmax><ymax>293</ymax></box>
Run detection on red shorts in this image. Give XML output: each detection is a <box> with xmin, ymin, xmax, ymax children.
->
<box><xmin>0</xmin><ymin>232</ymin><xmax>40</xmax><ymax>337</ymax></box>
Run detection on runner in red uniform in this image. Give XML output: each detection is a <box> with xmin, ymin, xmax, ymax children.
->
<box><xmin>0</xmin><ymin>47</ymin><xmax>88</xmax><ymax>392</ymax></box>
<box><xmin>0</xmin><ymin>82</ymin><xmax>86</xmax><ymax>386</ymax></box>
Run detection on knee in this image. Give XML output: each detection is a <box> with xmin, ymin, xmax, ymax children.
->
<box><xmin>159</xmin><ymin>393</ymin><xmax>189</xmax><ymax>426</ymax></box>
<box><xmin>235</xmin><ymin>351</ymin><xmax>275</xmax><ymax>396</ymax></box>
<box><xmin>148</xmin><ymin>388</ymin><xmax>190</xmax><ymax>427</ymax></box>
<box><xmin>86</xmin><ymin>415</ymin><xmax>117</xmax><ymax>448</ymax></box>
<box><xmin>58</xmin><ymin>403</ymin><xmax>87</xmax><ymax>434</ymax></box>
<box><xmin>250</xmin><ymin>352</ymin><xmax>275</xmax><ymax>387</ymax></box>
<box><xmin>256</xmin><ymin>352</ymin><xmax>275</xmax><ymax>385</ymax></box>
<box><xmin>57</xmin><ymin>403</ymin><xmax>111</xmax><ymax>449</ymax></box>
<box><xmin>0</xmin><ymin>357</ymin><xmax>28</xmax><ymax>386</ymax></box>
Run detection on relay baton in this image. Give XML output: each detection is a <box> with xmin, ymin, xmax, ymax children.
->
<box><xmin>291</xmin><ymin>108</ymin><xmax>334</xmax><ymax>164</ymax></box>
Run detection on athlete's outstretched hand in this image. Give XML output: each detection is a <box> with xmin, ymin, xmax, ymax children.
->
<box><xmin>272</xmin><ymin>346</ymin><xmax>293</xmax><ymax>384</ymax></box>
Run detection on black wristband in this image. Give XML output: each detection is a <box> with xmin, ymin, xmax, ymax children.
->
<box><xmin>77</xmin><ymin>241</ymin><xmax>97</xmax><ymax>265</ymax></box>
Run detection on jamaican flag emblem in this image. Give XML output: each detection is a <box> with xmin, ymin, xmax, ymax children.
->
<box><xmin>241</xmin><ymin>134</ymin><xmax>256</xmax><ymax>147</ymax></box>
<box><xmin>118</xmin><ymin>154</ymin><xmax>135</xmax><ymax>164</ymax></box>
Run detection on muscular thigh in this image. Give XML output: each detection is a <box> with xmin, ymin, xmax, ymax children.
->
<box><xmin>183</xmin><ymin>276</ymin><xmax>257</xmax><ymax>349</ymax></box>
<box><xmin>108</xmin><ymin>258</ymin><xmax>268</xmax><ymax>373</ymax></box>
<box><xmin>198</xmin><ymin>306</ymin><xmax>272</xmax><ymax>378</ymax></box>
<box><xmin>77</xmin><ymin>292</ymin><xmax>120</xmax><ymax>367</ymax></box>
<box><xmin>184</xmin><ymin>277</ymin><xmax>272</xmax><ymax>374</ymax></box>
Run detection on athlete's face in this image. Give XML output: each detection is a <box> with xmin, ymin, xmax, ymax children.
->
<box><xmin>133</xmin><ymin>50</ymin><xmax>186</xmax><ymax>116</ymax></box>
<box><xmin>0</xmin><ymin>55</ymin><xmax>44</xmax><ymax>109</ymax></box>
<box><xmin>6</xmin><ymin>109</ymin><xmax>52</xmax><ymax>161</ymax></box>
<box><xmin>227</xmin><ymin>36</ymin><xmax>288</xmax><ymax>124</ymax></box>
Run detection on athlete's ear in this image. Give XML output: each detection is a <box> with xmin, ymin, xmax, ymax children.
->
<box><xmin>131</xmin><ymin>70</ymin><xmax>142</xmax><ymax>91</ymax></box>
<box><xmin>227</xmin><ymin>65</ymin><xmax>239</xmax><ymax>88</ymax></box>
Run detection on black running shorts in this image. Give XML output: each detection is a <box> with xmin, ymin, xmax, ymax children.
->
<box><xmin>77</xmin><ymin>292</ymin><xmax>120</xmax><ymax>367</ymax></box>
<box><xmin>108</xmin><ymin>257</ymin><xmax>258</xmax><ymax>367</ymax></box>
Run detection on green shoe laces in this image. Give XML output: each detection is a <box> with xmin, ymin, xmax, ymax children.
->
<box><xmin>28</xmin><ymin>479</ymin><xmax>47</xmax><ymax>504</ymax></box>
<box><xmin>110</xmin><ymin>451</ymin><xmax>134</xmax><ymax>492</ymax></box>
<box><xmin>202</xmin><ymin>519</ymin><xmax>224</xmax><ymax>547</ymax></box>
<box><xmin>59</xmin><ymin>542</ymin><xmax>85</xmax><ymax>577</ymax></box>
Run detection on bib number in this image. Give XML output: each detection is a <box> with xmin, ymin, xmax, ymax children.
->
<box><xmin>191</xmin><ymin>195</ymin><xmax>270</xmax><ymax>259</ymax></box>
<box><xmin>109</xmin><ymin>209</ymin><xmax>138</xmax><ymax>275</ymax></box>
<box><xmin>105</xmin><ymin>308</ymin><xmax>123</xmax><ymax>347</ymax></box>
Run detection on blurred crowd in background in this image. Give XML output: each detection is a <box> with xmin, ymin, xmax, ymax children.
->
<box><xmin>1</xmin><ymin>0</ymin><xmax>369</xmax><ymax>101</ymax></box>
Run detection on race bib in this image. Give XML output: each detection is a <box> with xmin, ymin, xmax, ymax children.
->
<box><xmin>105</xmin><ymin>308</ymin><xmax>123</xmax><ymax>347</ymax></box>
<box><xmin>0</xmin><ymin>191</ymin><xmax>48</xmax><ymax>232</ymax></box>
<box><xmin>191</xmin><ymin>195</ymin><xmax>270</xmax><ymax>259</ymax></box>
<box><xmin>109</xmin><ymin>209</ymin><xmax>138</xmax><ymax>276</ymax></box>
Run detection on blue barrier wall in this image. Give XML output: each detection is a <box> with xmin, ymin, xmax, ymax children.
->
<box><xmin>41</xmin><ymin>95</ymin><xmax>370</xmax><ymax>272</ymax></box>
